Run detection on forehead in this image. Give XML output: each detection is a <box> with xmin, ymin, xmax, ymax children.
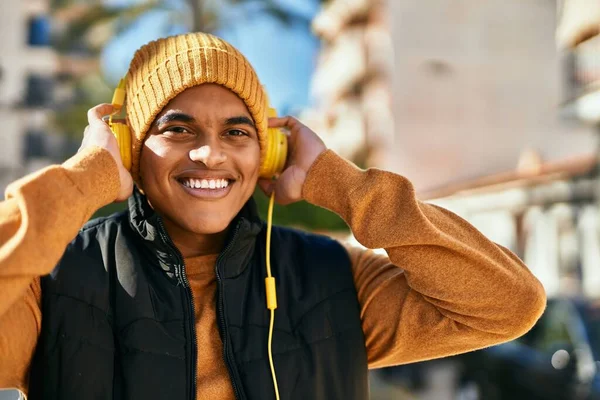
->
<box><xmin>159</xmin><ymin>83</ymin><xmax>251</xmax><ymax>118</ymax></box>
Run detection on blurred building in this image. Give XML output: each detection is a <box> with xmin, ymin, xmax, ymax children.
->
<box><xmin>558</xmin><ymin>0</ymin><xmax>600</xmax><ymax>123</ymax></box>
<box><xmin>389</xmin><ymin>0</ymin><xmax>598</xmax><ymax>193</ymax></box>
<box><xmin>0</xmin><ymin>0</ymin><xmax>58</xmax><ymax>190</ymax></box>
<box><xmin>308</xmin><ymin>0</ymin><xmax>600</xmax><ymax>299</ymax></box>
<box><xmin>303</xmin><ymin>0</ymin><xmax>394</xmax><ymax>167</ymax></box>
<box><xmin>426</xmin><ymin>0</ymin><xmax>600</xmax><ymax>300</ymax></box>
<box><xmin>0</xmin><ymin>1</ymin><xmax>101</xmax><ymax>193</ymax></box>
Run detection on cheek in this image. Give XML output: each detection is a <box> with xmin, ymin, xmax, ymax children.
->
<box><xmin>238</xmin><ymin>144</ymin><xmax>261</xmax><ymax>182</ymax></box>
<box><xmin>143</xmin><ymin>137</ymin><xmax>173</xmax><ymax>161</ymax></box>
<box><xmin>141</xmin><ymin>138</ymin><xmax>180</xmax><ymax>176</ymax></box>
<box><xmin>139</xmin><ymin>141</ymin><xmax>174</xmax><ymax>190</ymax></box>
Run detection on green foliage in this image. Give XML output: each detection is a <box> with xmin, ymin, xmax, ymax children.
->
<box><xmin>92</xmin><ymin>200</ymin><xmax>128</xmax><ymax>220</ymax></box>
<box><xmin>253</xmin><ymin>188</ymin><xmax>348</xmax><ymax>232</ymax></box>
<box><xmin>52</xmin><ymin>74</ymin><xmax>113</xmax><ymax>139</ymax></box>
<box><xmin>52</xmin><ymin>2</ymin><xmax>159</xmax><ymax>54</ymax></box>
<box><xmin>49</xmin><ymin>2</ymin><xmax>156</xmax><ymax>140</ymax></box>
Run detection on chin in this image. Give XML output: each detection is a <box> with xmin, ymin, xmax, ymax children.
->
<box><xmin>182</xmin><ymin>215</ymin><xmax>232</xmax><ymax>235</ymax></box>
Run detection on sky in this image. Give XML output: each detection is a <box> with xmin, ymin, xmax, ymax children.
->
<box><xmin>100</xmin><ymin>0</ymin><xmax>322</xmax><ymax>115</ymax></box>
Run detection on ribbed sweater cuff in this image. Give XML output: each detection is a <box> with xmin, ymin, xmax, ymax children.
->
<box><xmin>61</xmin><ymin>146</ymin><xmax>121</xmax><ymax>210</ymax></box>
<box><xmin>302</xmin><ymin>150</ymin><xmax>365</xmax><ymax>218</ymax></box>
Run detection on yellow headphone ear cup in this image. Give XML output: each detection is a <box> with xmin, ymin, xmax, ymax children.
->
<box><xmin>259</xmin><ymin>105</ymin><xmax>288</xmax><ymax>179</ymax></box>
<box><xmin>110</xmin><ymin>122</ymin><xmax>132</xmax><ymax>171</ymax></box>
<box><xmin>108</xmin><ymin>78</ymin><xmax>131</xmax><ymax>171</ymax></box>
<box><xmin>259</xmin><ymin>126</ymin><xmax>288</xmax><ymax>179</ymax></box>
<box><xmin>271</xmin><ymin>127</ymin><xmax>288</xmax><ymax>175</ymax></box>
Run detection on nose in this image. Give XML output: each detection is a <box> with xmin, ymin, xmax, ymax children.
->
<box><xmin>189</xmin><ymin>144</ymin><xmax>227</xmax><ymax>168</ymax></box>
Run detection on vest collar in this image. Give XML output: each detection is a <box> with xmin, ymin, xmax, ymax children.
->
<box><xmin>128</xmin><ymin>186</ymin><xmax>264</xmax><ymax>279</ymax></box>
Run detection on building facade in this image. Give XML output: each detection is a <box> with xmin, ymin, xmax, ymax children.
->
<box><xmin>0</xmin><ymin>0</ymin><xmax>58</xmax><ymax>191</ymax></box>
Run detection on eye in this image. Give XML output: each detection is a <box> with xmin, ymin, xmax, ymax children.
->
<box><xmin>225</xmin><ymin>129</ymin><xmax>248</xmax><ymax>137</ymax></box>
<box><xmin>163</xmin><ymin>126</ymin><xmax>192</xmax><ymax>136</ymax></box>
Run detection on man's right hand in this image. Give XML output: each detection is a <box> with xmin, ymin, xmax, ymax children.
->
<box><xmin>80</xmin><ymin>103</ymin><xmax>133</xmax><ymax>202</ymax></box>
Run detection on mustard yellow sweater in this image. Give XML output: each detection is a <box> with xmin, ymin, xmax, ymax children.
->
<box><xmin>0</xmin><ymin>147</ymin><xmax>546</xmax><ymax>398</ymax></box>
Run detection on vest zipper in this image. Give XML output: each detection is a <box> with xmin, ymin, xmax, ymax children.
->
<box><xmin>157</xmin><ymin>218</ymin><xmax>198</xmax><ymax>400</ymax></box>
<box><xmin>215</xmin><ymin>220</ymin><xmax>246</xmax><ymax>400</ymax></box>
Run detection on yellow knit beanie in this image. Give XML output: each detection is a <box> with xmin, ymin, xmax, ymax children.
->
<box><xmin>124</xmin><ymin>32</ymin><xmax>268</xmax><ymax>181</ymax></box>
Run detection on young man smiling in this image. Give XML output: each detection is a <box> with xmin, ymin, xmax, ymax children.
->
<box><xmin>0</xmin><ymin>33</ymin><xmax>545</xmax><ymax>399</ymax></box>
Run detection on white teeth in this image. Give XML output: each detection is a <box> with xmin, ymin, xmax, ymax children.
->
<box><xmin>182</xmin><ymin>178</ymin><xmax>230</xmax><ymax>189</ymax></box>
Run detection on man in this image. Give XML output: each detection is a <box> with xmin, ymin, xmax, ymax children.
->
<box><xmin>0</xmin><ymin>32</ymin><xmax>545</xmax><ymax>399</ymax></box>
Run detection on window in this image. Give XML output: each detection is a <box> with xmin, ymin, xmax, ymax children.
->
<box><xmin>23</xmin><ymin>130</ymin><xmax>47</xmax><ymax>160</ymax></box>
<box><xmin>27</xmin><ymin>16</ymin><xmax>51</xmax><ymax>47</ymax></box>
<box><xmin>24</xmin><ymin>75</ymin><xmax>54</xmax><ymax>108</ymax></box>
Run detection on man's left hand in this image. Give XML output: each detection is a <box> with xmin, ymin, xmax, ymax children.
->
<box><xmin>257</xmin><ymin>116</ymin><xmax>326</xmax><ymax>205</ymax></box>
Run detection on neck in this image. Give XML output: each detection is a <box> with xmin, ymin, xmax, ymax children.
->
<box><xmin>161</xmin><ymin>217</ymin><xmax>229</xmax><ymax>258</ymax></box>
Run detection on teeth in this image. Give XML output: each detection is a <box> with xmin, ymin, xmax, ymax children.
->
<box><xmin>182</xmin><ymin>178</ymin><xmax>230</xmax><ymax>190</ymax></box>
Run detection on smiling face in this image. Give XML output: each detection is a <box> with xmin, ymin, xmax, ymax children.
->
<box><xmin>139</xmin><ymin>84</ymin><xmax>261</xmax><ymax>242</ymax></box>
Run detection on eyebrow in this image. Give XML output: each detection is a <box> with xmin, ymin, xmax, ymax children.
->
<box><xmin>224</xmin><ymin>116</ymin><xmax>256</xmax><ymax>130</ymax></box>
<box><xmin>155</xmin><ymin>111</ymin><xmax>196</xmax><ymax>127</ymax></box>
<box><xmin>154</xmin><ymin>112</ymin><xmax>256</xmax><ymax>130</ymax></box>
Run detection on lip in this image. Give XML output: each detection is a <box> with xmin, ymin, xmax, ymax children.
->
<box><xmin>176</xmin><ymin>178</ymin><xmax>234</xmax><ymax>200</ymax></box>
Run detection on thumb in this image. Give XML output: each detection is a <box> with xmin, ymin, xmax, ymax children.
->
<box><xmin>272</xmin><ymin>166</ymin><xmax>306</xmax><ymax>205</ymax></box>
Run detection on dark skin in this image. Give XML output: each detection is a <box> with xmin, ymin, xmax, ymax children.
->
<box><xmin>83</xmin><ymin>84</ymin><xmax>326</xmax><ymax>258</ymax></box>
<box><xmin>139</xmin><ymin>84</ymin><xmax>262</xmax><ymax>256</ymax></box>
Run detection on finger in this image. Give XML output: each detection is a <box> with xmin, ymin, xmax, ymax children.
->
<box><xmin>87</xmin><ymin>103</ymin><xmax>115</xmax><ymax>126</ymax></box>
<box><xmin>268</xmin><ymin>116</ymin><xmax>303</xmax><ymax>129</ymax></box>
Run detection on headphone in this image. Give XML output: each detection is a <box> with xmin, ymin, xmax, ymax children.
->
<box><xmin>108</xmin><ymin>78</ymin><xmax>288</xmax><ymax>179</ymax></box>
<box><xmin>108</xmin><ymin>78</ymin><xmax>285</xmax><ymax>400</ymax></box>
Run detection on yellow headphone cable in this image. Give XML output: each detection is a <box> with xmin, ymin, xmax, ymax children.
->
<box><xmin>265</xmin><ymin>190</ymin><xmax>280</xmax><ymax>400</ymax></box>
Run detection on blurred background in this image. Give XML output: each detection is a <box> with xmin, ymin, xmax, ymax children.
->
<box><xmin>1</xmin><ymin>0</ymin><xmax>600</xmax><ymax>399</ymax></box>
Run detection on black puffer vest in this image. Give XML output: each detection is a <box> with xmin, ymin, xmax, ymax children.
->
<box><xmin>29</xmin><ymin>189</ymin><xmax>368</xmax><ymax>399</ymax></box>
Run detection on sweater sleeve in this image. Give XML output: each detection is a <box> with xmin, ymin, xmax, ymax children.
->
<box><xmin>0</xmin><ymin>146</ymin><xmax>120</xmax><ymax>393</ymax></box>
<box><xmin>302</xmin><ymin>150</ymin><xmax>546</xmax><ymax>368</ymax></box>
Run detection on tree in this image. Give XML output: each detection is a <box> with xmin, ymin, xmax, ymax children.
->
<box><xmin>49</xmin><ymin>1</ymin><xmax>161</xmax><ymax>140</ymax></box>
